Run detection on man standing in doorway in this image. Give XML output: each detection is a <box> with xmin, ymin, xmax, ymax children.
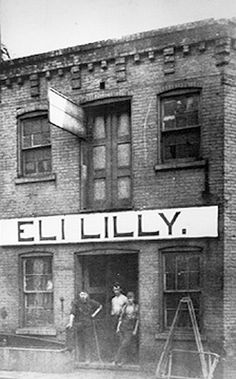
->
<box><xmin>67</xmin><ymin>291</ymin><xmax>102</xmax><ymax>363</ymax></box>
<box><xmin>110</xmin><ymin>283</ymin><xmax>127</xmax><ymax>359</ymax></box>
<box><xmin>111</xmin><ymin>283</ymin><xmax>128</xmax><ymax>322</ymax></box>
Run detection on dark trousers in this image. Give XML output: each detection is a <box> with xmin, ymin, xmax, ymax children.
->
<box><xmin>115</xmin><ymin>329</ymin><xmax>134</xmax><ymax>364</ymax></box>
<box><xmin>66</xmin><ymin>323</ymin><xmax>94</xmax><ymax>362</ymax></box>
<box><xmin>76</xmin><ymin>325</ymin><xmax>94</xmax><ymax>362</ymax></box>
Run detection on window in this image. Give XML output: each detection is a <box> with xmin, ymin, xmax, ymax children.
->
<box><xmin>161</xmin><ymin>91</ymin><xmax>200</xmax><ymax>162</ymax></box>
<box><xmin>19</xmin><ymin>112</ymin><xmax>51</xmax><ymax>176</ymax></box>
<box><xmin>85</xmin><ymin>101</ymin><xmax>132</xmax><ymax>210</ymax></box>
<box><xmin>22</xmin><ymin>256</ymin><xmax>53</xmax><ymax>327</ymax></box>
<box><xmin>163</xmin><ymin>251</ymin><xmax>201</xmax><ymax>329</ymax></box>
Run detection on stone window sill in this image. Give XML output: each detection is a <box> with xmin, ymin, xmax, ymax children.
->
<box><xmin>16</xmin><ymin>327</ymin><xmax>57</xmax><ymax>336</ymax></box>
<box><xmin>15</xmin><ymin>173</ymin><xmax>56</xmax><ymax>185</ymax></box>
<box><xmin>154</xmin><ymin>159</ymin><xmax>207</xmax><ymax>172</ymax></box>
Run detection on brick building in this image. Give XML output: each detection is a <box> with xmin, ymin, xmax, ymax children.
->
<box><xmin>0</xmin><ymin>18</ymin><xmax>236</xmax><ymax>378</ymax></box>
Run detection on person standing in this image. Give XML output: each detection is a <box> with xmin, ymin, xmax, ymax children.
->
<box><xmin>111</xmin><ymin>283</ymin><xmax>127</xmax><ymax>322</ymax></box>
<box><xmin>109</xmin><ymin>283</ymin><xmax>128</xmax><ymax>361</ymax></box>
<box><xmin>114</xmin><ymin>291</ymin><xmax>139</xmax><ymax>366</ymax></box>
<box><xmin>67</xmin><ymin>291</ymin><xmax>102</xmax><ymax>363</ymax></box>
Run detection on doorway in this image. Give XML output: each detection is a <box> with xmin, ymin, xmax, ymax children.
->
<box><xmin>77</xmin><ymin>251</ymin><xmax>139</xmax><ymax>363</ymax></box>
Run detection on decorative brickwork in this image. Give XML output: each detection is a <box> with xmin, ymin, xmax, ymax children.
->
<box><xmin>70</xmin><ymin>65</ymin><xmax>81</xmax><ymax>89</ymax></box>
<box><xmin>29</xmin><ymin>73</ymin><xmax>40</xmax><ymax>97</ymax></box>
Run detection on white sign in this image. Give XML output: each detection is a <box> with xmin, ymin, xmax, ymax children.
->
<box><xmin>48</xmin><ymin>88</ymin><xmax>85</xmax><ymax>138</ymax></box>
<box><xmin>0</xmin><ymin>206</ymin><xmax>218</xmax><ymax>246</ymax></box>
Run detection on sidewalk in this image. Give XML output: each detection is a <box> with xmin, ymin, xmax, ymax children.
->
<box><xmin>0</xmin><ymin>366</ymin><xmax>155</xmax><ymax>379</ymax></box>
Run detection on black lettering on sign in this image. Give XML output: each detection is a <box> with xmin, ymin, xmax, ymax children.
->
<box><xmin>158</xmin><ymin>211</ymin><xmax>181</xmax><ymax>235</ymax></box>
<box><xmin>61</xmin><ymin>219</ymin><xmax>65</xmax><ymax>240</ymax></box>
<box><xmin>113</xmin><ymin>216</ymin><xmax>134</xmax><ymax>238</ymax></box>
<box><xmin>18</xmin><ymin>221</ymin><xmax>34</xmax><ymax>242</ymax></box>
<box><xmin>39</xmin><ymin>220</ymin><xmax>56</xmax><ymax>241</ymax></box>
<box><xmin>138</xmin><ymin>215</ymin><xmax>159</xmax><ymax>237</ymax></box>
<box><xmin>81</xmin><ymin>218</ymin><xmax>100</xmax><ymax>239</ymax></box>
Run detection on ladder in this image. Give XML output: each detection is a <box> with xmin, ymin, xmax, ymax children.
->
<box><xmin>156</xmin><ymin>297</ymin><xmax>210</xmax><ymax>379</ymax></box>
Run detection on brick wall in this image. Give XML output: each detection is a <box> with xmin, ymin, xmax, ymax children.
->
<box><xmin>223</xmin><ymin>67</ymin><xmax>236</xmax><ymax>379</ymax></box>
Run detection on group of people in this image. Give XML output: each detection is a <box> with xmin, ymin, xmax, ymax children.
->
<box><xmin>66</xmin><ymin>283</ymin><xmax>139</xmax><ymax>366</ymax></box>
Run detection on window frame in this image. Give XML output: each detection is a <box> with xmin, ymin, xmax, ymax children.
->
<box><xmin>19</xmin><ymin>253</ymin><xmax>54</xmax><ymax>328</ymax></box>
<box><xmin>159</xmin><ymin>89</ymin><xmax>201</xmax><ymax>164</ymax></box>
<box><xmin>17</xmin><ymin>111</ymin><xmax>52</xmax><ymax>178</ymax></box>
<box><xmin>161</xmin><ymin>247</ymin><xmax>203</xmax><ymax>331</ymax></box>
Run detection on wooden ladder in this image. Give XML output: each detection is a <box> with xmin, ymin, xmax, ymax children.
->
<box><xmin>156</xmin><ymin>297</ymin><xmax>208</xmax><ymax>379</ymax></box>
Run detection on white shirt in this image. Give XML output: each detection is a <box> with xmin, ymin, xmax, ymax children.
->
<box><xmin>111</xmin><ymin>294</ymin><xmax>127</xmax><ymax>316</ymax></box>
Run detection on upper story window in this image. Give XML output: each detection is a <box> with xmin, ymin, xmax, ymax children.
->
<box><xmin>84</xmin><ymin>101</ymin><xmax>132</xmax><ymax>210</ymax></box>
<box><xmin>19</xmin><ymin>112</ymin><xmax>51</xmax><ymax>177</ymax></box>
<box><xmin>161</xmin><ymin>91</ymin><xmax>200</xmax><ymax>162</ymax></box>
<box><xmin>163</xmin><ymin>250</ymin><xmax>201</xmax><ymax>329</ymax></box>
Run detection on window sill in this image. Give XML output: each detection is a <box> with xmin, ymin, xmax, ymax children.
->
<box><xmin>15</xmin><ymin>173</ymin><xmax>56</xmax><ymax>185</ymax></box>
<box><xmin>155</xmin><ymin>331</ymin><xmax>206</xmax><ymax>341</ymax></box>
<box><xmin>16</xmin><ymin>327</ymin><xmax>57</xmax><ymax>336</ymax></box>
<box><xmin>154</xmin><ymin>159</ymin><xmax>206</xmax><ymax>172</ymax></box>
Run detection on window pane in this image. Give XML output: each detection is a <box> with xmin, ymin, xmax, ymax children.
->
<box><xmin>163</xmin><ymin>100</ymin><xmax>176</xmax><ymax>116</ymax></box>
<box><xmin>41</xmin><ymin>132</ymin><xmax>50</xmax><ymax>145</ymax></box>
<box><xmin>118</xmin><ymin>113</ymin><xmax>130</xmax><ymax>137</ymax></box>
<box><xmin>165</xmin><ymin>255</ymin><xmax>175</xmax><ymax>272</ymax></box>
<box><xmin>22</xmin><ymin>136</ymin><xmax>32</xmax><ymax>148</ymax></box>
<box><xmin>189</xmin><ymin>272</ymin><xmax>200</xmax><ymax>289</ymax></box>
<box><xmin>162</xmin><ymin>94</ymin><xmax>199</xmax><ymax>132</ymax></box>
<box><xmin>177</xmin><ymin>272</ymin><xmax>188</xmax><ymax>290</ymax></box>
<box><xmin>25</xmin><ymin>161</ymin><xmax>36</xmax><ymax>174</ymax></box>
<box><xmin>165</xmin><ymin>293</ymin><xmax>200</xmax><ymax>328</ymax></box>
<box><xmin>31</xmin><ymin>119</ymin><xmax>41</xmax><ymax>133</ymax></box>
<box><xmin>93</xmin><ymin>146</ymin><xmax>106</xmax><ymax>170</ymax></box>
<box><xmin>176</xmin><ymin>256</ymin><xmax>187</xmax><ymax>289</ymax></box>
<box><xmin>93</xmin><ymin>116</ymin><xmax>105</xmax><ymax>139</ymax></box>
<box><xmin>32</xmin><ymin>133</ymin><xmax>42</xmax><ymax>146</ymax></box>
<box><xmin>25</xmin><ymin>274</ymin><xmax>53</xmax><ymax>291</ymax></box>
<box><xmin>117</xmin><ymin>177</ymin><xmax>131</xmax><ymax>199</ymax></box>
<box><xmin>41</xmin><ymin>118</ymin><xmax>50</xmax><ymax>132</ymax></box>
<box><xmin>177</xmin><ymin>256</ymin><xmax>187</xmax><ymax>271</ymax></box>
<box><xmin>189</xmin><ymin>256</ymin><xmax>200</xmax><ymax>271</ymax></box>
<box><xmin>94</xmin><ymin>179</ymin><xmax>106</xmax><ymax>200</ymax></box>
<box><xmin>25</xmin><ymin>293</ymin><xmax>53</xmax><ymax>326</ymax></box>
<box><xmin>25</xmin><ymin>257</ymin><xmax>52</xmax><ymax>275</ymax></box>
<box><xmin>23</xmin><ymin>121</ymin><xmax>33</xmax><ymax>136</ymax></box>
<box><xmin>38</xmin><ymin>159</ymin><xmax>51</xmax><ymax>173</ymax></box>
<box><xmin>176</xmin><ymin>114</ymin><xmax>187</xmax><ymax>129</ymax></box>
<box><xmin>118</xmin><ymin>143</ymin><xmax>131</xmax><ymax>167</ymax></box>
<box><xmin>163</xmin><ymin>117</ymin><xmax>175</xmax><ymax>131</ymax></box>
<box><xmin>165</xmin><ymin>273</ymin><xmax>175</xmax><ymax>290</ymax></box>
<box><xmin>23</xmin><ymin>147</ymin><xmax>51</xmax><ymax>175</ymax></box>
<box><xmin>163</xmin><ymin>129</ymin><xmax>200</xmax><ymax>160</ymax></box>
